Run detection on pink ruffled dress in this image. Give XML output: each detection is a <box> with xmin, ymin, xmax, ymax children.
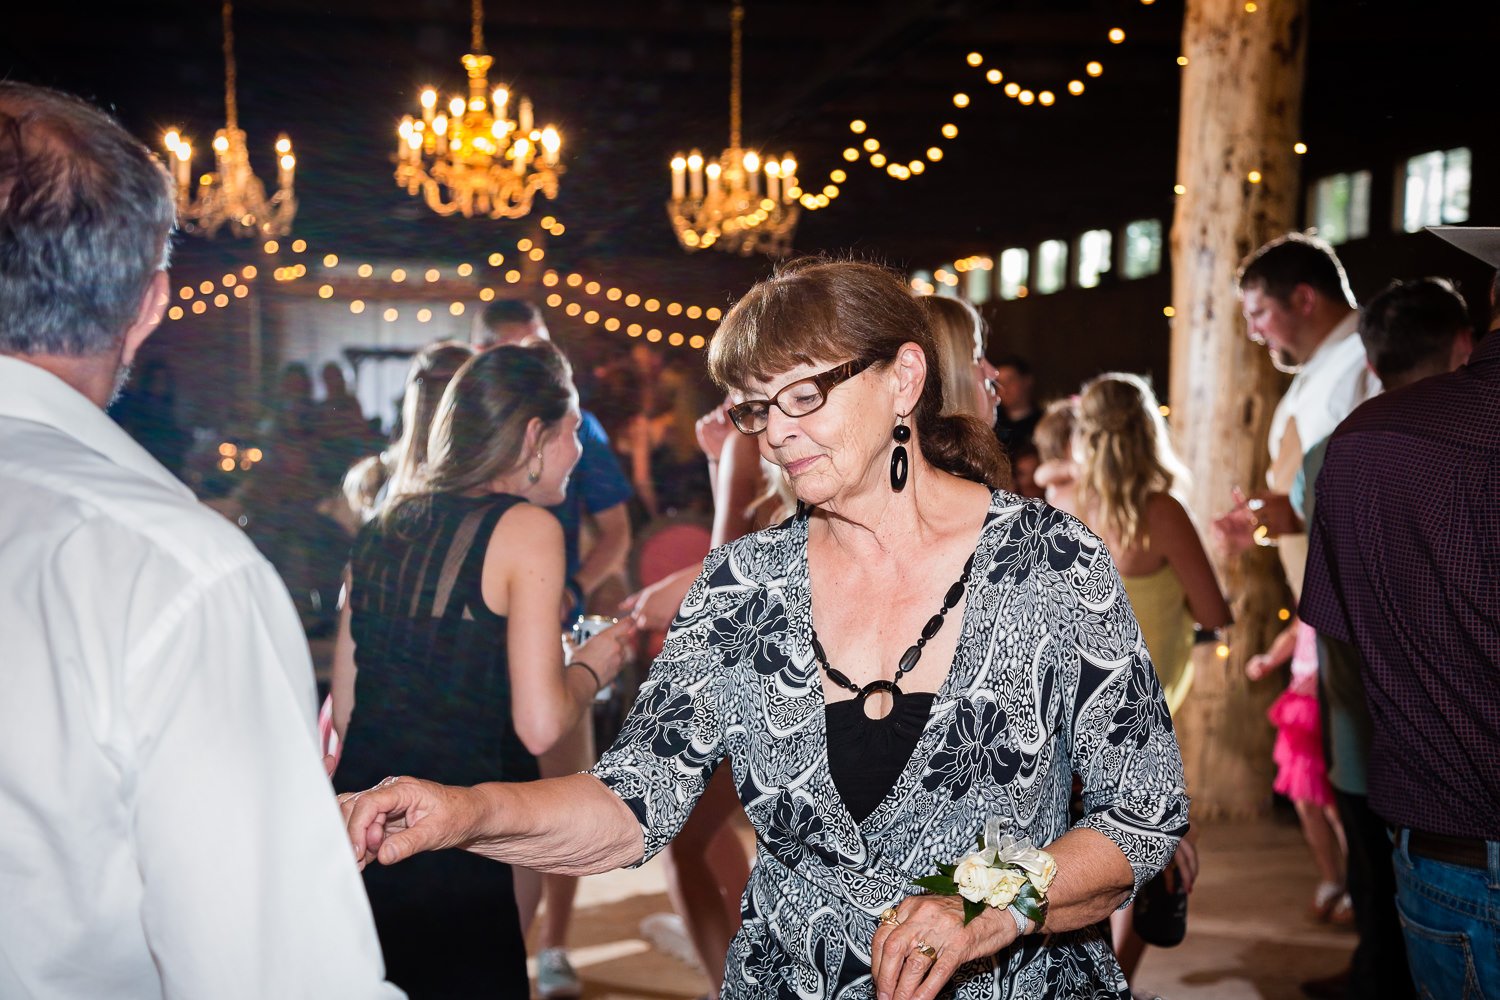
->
<box><xmin>1267</xmin><ymin>620</ymin><xmax>1335</xmax><ymax>807</ymax></box>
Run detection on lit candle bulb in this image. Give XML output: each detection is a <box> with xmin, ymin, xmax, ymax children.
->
<box><xmin>277</xmin><ymin>137</ymin><xmax>295</xmax><ymax>189</ymax></box>
<box><xmin>493</xmin><ymin>88</ymin><xmax>508</xmax><ymax>116</ymax></box>
<box><xmin>174</xmin><ymin>142</ymin><xmax>191</xmax><ymax>195</ymax></box>
<box><xmin>671</xmin><ymin>154</ymin><xmax>687</xmax><ymax>200</ymax></box>
<box><xmin>765</xmin><ymin>159</ymin><xmax>781</xmax><ymax>202</ymax></box>
<box><xmin>420</xmin><ymin>88</ymin><xmax>436</xmax><ymax>124</ymax></box>
<box><xmin>688</xmin><ymin>150</ymin><xmax>704</xmax><ymax>199</ymax></box>
<box><xmin>541</xmin><ymin>127</ymin><xmax>560</xmax><ymax>165</ymax></box>
<box><xmin>519</xmin><ymin>97</ymin><xmax>533</xmax><ymax>135</ymax></box>
<box><xmin>706</xmin><ymin>160</ymin><xmax>721</xmax><ymax>197</ymax></box>
<box><xmin>743</xmin><ymin>151</ymin><xmax>760</xmax><ymax>195</ymax></box>
<box><xmin>781</xmin><ymin>156</ymin><xmax>797</xmax><ymax>203</ymax></box>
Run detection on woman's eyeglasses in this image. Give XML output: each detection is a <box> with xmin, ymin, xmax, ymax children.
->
<box><xmin>727</xmin><ymin>358</ymin><xmax>873</xmax><ymax>435</ymax></box>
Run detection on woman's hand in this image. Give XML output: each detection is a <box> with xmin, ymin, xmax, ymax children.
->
<box><xmin>694</xmin><ymin>398</ymin><xmax>735</xmax><ymax>463</ymax></box>
<box><xmin>619</xmin><ymin>566</ymin><xmax>697</xmax><ymax>631</ymax></box>
<box><xmin>870</xmin><ymin>894</ymin><xmax>1019</xmax><ymax>1000</ymax></box>
<box><xmin>339</xmin><ymin>776</ymin><xmax>485</xmax><ymax>871</ymax></box>
<box><xmin>571</xmin><ymin>617</ymin><xmax>638</xmax><ymax>687</ymax></box>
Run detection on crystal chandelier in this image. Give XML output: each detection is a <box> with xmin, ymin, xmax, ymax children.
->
<box><xmin>395</xmin><ymin>0</ymin><xmax>561</xmax><ymax>220</ymax></box>
<box><xmin>161</xmin><ymin>1</ymin><xmax>296</xmax><ymax>239</ymax></box>
<box><xmin>668</xmin><ymin>3</ymin><xmax>799</xmax><ymax>257</ymax></box>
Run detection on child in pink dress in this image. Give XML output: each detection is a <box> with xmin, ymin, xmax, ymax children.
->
<box><xmin>1250</xmin><ymin>618</ymin><xmax>1351</xmax><ymax>922</ymax></box>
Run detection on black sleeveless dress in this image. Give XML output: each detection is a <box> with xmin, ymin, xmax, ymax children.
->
<box><xmin>337</xmin><ymin>493</ymin><xmax>537</xmax><ymax>998</ymax></box>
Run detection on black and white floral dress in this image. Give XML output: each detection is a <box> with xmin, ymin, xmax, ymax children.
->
<box><xmin>593</xmin><ymin>491</ymin><xmax>1188</xmax><ymax>999</ymax></box>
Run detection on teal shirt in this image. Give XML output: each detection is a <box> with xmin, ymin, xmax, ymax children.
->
<box><xmin>1300</xmin><ymin>436</ymin><xmax>1372</xmax><ymax>796</ymax></box>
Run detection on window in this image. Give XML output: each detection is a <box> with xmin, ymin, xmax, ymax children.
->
<box><xmin>963</xmin><ymin>258</ymin><xmax>993</xmax><ymax>303</ymax></box>
<box><xmin>1400</xmin><ymin>147</ymin><xmax>1471</xmax><ymax>232</ymax></box>
<box><xmin>1076</xmin><ymin>229</ymin><xmax>1112</xmax><ymax>288</ymax></box>
<box><xmin>998</xmin><ymin>248</ymin><xmax>1029</xmax><ymax>300</ymax></box>
<box><xmin>1311</xmin><ymin>171</ymin><xmax>1371</xmax><ymax>245</ymax></box>
<box><xmin>1035</xmin><ymin>240</ymin><xmax>1068</xmax><ymax>294</ymax></box>
<box><xmin>1121</xmin><ymin>219</ymin><xmax>1163</xmax><ymax>279</ymax></box>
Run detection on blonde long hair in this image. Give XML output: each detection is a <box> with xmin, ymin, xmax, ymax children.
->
<box><xmin>343</xmin><ymin>341</ymin><xmax>474</xmax><ymax>520</ymax></box>
<box><xmin>1073</xmin><ymin>372</ymin><xmax>1188</xmax><ymax>550</ymax></box>
<box><xmin>920</xmin><ymin>294</ymin><xmax>986</xmax><ymax>422</ymax></box>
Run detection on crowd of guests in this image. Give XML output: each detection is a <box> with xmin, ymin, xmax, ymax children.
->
<box><xmin>3</xmin><ymin>79</ymin><xmax>1496</xmax><ymax>1000</ymax></box>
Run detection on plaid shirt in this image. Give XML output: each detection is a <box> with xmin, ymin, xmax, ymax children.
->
<box><xmin>1301</xmin><ymin>332</ymin><xmax>1500</xmax><ymax>839</ymax></box>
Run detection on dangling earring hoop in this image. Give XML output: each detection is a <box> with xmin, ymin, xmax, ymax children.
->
<box><xmin>527</xmin><ymin>453</ymin><xmax>543</xmax><ymax>485</ymax></box>
<box><xmin>890</xmin><ymin>416</ymin><xmax>911</xmax><ymax>493</ymax></box>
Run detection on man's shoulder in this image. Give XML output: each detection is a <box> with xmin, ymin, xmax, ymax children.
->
<box><xmin>0</xmin><ymin>418</ymin><xmax>266</xmax><ymax>582</ymax></box>
<box><xmin>1332</xmin><ymin>365</ymin><xmax>1494</xmax><ymax>448</ymax></box>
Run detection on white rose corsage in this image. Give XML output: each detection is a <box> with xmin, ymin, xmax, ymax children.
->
<box><xmin>911</xmin><ymin>816</ymin><xmax>1057</xmax><ymax>925</ymax></box>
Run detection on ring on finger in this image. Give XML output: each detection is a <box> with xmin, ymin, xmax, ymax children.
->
<box><xmin>913</xmin><ymin>940</ymin><xmax>937</xmax><ymax>960</ymax></box>
<box><xmin>879</xmin><ymin>907</ymin><xmax>901</xmax><ymax>926</ymax></box>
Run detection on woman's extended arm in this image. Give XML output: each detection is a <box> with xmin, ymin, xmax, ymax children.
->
<box><xmin>342</xmin><ymin>772</ymin><xmax>644</xmax><ymax>875</ymax></box>
<box><xmin>1151</xmin><ymin>492</ymin><xmax>1232</xmax><ymax>630</ymax></box>
<box><xmin>485</xmin><ymin>503</ymin><xmax>635</xmax><ymax>755</ymax></box>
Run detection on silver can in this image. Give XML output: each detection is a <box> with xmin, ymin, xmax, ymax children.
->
<box><xmin>572</xmin><ymin>615</ymin><xmax>618</xmax><ymax>701</ymax></box>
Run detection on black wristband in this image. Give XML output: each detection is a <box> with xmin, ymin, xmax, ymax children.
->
<box><xmin>564</xmin><ymin>577</ymin><xmax>585</xmax><ymax>609</ymax></box>
<box><xmin>568</xmin><ymin>658</ymin><xmax>602</xmax><ymax>694</ymax></box>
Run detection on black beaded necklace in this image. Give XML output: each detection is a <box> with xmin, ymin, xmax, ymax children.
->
<box><xmin>810</xmin><ymin>552</ymin><xmax>975</xmax><ymax>717</ymax></box>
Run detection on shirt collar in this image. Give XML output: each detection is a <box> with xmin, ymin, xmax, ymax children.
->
<box><xmin>1298</xmin><ymin>310</ymin><xmax>1362</xmax><ymax>373</ymax></box>
<box><xmin>0</xmin><ymin>355</ymin><xmax>193</xmax><ymax>500</ymax></box>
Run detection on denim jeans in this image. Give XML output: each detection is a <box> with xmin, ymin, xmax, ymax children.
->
<box><xmin>1391</xmin><ymin>830</ymin><xmax>1500</xmax><ymax>1000</ymax></box>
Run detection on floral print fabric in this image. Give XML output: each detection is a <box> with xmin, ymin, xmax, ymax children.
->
<box><xmin>593</xmin><ymin>491</ymin><xmax>1188</xmax><ymax>999</ymax></box>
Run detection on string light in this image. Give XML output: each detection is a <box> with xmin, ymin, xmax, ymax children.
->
<box><xmin>1108</xmin><ymin>28</ymin><xmax>1125</xmax><ymax>42</ymax></box>
<box><xmin>1294</xmin><ymin>142</ymin><xmax>1308</xmax><ymax>154</ymax></box>
<box><xmin>159</xmin><ymin>220</ymin><xmax>722</xmax><ymax>349</ymax></box>
<box><xmin>1248</xmin><ymin>170</ymin><xmax>1263</xmax><ymax>183</ymax></box>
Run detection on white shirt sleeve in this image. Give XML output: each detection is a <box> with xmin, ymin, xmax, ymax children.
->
<box><xmin>125</xmin><ymin>560</ymin><xmax>404</xmax><ymax>1000</ymax></box>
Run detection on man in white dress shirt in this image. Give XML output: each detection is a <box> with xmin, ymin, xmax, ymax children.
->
<box><xmin>1215</xmin><ymin>233</ymin><xmax>1380</xmax><ymax>596</ymax></box>
<box><xmin>0</xmin><ymin>83</ymin><xmax>401</xmax><ymax>998</ymax></box>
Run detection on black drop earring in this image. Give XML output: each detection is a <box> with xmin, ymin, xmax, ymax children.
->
<box><xmin>890</xmin><ymin>418</ymin><xmax>910</xmax><ymax>492</ymax></box>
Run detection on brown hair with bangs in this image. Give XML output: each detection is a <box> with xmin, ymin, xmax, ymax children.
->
<box><xmin>709</xmin><ymin>257</ymin><xmax>1009</xmax><ymax>489</ymax></box>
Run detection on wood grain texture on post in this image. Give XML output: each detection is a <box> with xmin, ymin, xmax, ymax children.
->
<box><xmin>1167</xmin><ymin>0</ymin><xmax>1308</xmax><ymax>820</ymax></box>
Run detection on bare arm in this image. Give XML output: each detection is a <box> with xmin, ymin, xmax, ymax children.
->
<box><xmin>342</xmin><ymin>772</ymin><xmax>645</xmax><ymax>876</ymax></box>
<box><xmin>574</xmin><ymin>501</ymin><xmax>631</xmax><ymax>597</ymax></box>
<box><xmin>619</xmin><ymin>561</ymin><xmax>702</xmax><ymax>631</ymax></box>
<box><xmin>1150</xmin><ymin>493</ymin><xmax>1232</xmax><ymax>629</ymax></box>
<box><xmin>484</xmin><ymin>503</ymin><xmax>634</xmax><ymax>755</ymax></box>
<box><xmin>330</xmin><ymin>566</ymin><xmax>356</xmax><ymax>745</ymax></box>
<box><xmin>711</xmin><ymin>429</ymin><xmax>763</xmax><ymax>546</ymax></box>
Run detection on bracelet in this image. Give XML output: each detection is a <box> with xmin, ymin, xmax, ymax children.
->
<box><xmin>567</xmin><ymin>658</ymin><xmax>602</xmax><ymax>694</ymax></box>
<box><xmin>1009</xmin><ymin>905</ymin><xmax>1029</xmax><ymax>937</ymax></box>
<box><xmin>564</xmin><ymin>577</ymin><xmax>585</xmax><ymax>610</ymax></box>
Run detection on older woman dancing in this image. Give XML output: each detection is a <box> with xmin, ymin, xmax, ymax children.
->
<box><xmin>343</xmin><ymin>259</ymin><xmax>1188</xmax><ymax>1000</ymax></box>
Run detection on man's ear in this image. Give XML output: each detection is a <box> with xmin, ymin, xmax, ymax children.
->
<box><xmin>1451</xmin><ymin>328</ymin><xmax>1474</xmax><ymax>370</ymax></box>
<box><xmin>121</xmin><ymin>271</ymin><xmax>169</xmax><ymax>366</ymax></box>
<box><xmin>1290</xmin><ymin>283</ymin><xmax>1318</xmax><ymax>317</ymax></box>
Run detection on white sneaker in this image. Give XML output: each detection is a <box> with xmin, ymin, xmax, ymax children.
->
<box><xmin>639</xmin><ymin>911</ymin><xmax>704</xmax><ymax>972</ymax></box>
<box><xmin>535</xmin><ymin>947</ymin><xmax>582</xmax><ymax>999</ymax></box>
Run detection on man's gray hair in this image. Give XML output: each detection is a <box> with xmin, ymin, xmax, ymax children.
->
<box><xmin>0</xmin><ymin>82</ymin><xmax>175</xmax><ymax>357</ymax></box>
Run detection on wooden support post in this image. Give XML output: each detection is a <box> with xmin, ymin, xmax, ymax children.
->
<box><xmin>1168</xmin><ymin>0</ymin><xmax>1308</xmax><ymax>819</ymax></box>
